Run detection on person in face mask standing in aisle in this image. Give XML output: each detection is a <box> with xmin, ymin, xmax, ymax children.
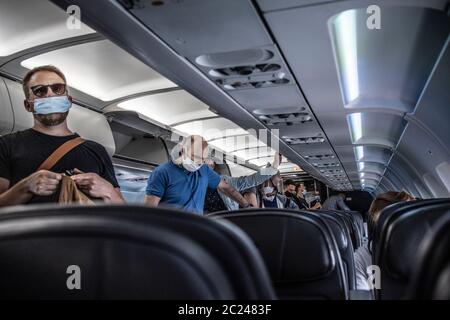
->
<box><xmin>144</xmin><ymin>135</ymin><xmax>251</xmax><ymax>215</ymax></box>
<box><xmin>0</xmin><ymin>65</ymin><xmax>124</xmax><ymax>207</ymax></box>
<box><xmin>295</xmin><ymin>183</ymin><xmax>311</xmax><ymax>210</ymax></box>
<box><xmin>243</xmin><ymin>173</ymin><xmax>298</xmax><ymax>209</ymax></box>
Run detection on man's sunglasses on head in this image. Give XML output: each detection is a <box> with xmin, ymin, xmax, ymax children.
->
<box><xmin>30</xmin><ymin>83</ymin><xmax>67</xmax><ymax>98</ymax></box>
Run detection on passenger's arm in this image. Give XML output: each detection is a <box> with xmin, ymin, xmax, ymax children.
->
<box><xmin>218</xmin><ymin>179</ymin><xmax>250</xmax><ymax>208</ymax></box>
<box><xmin>144</xmin><ymin>195</ymin><xmax>161</xmax><ymax>207</ymax></box>
<box><xmin>230</xmin><ymin>153</ymin><xmax>280</xmax><ymax>192</ymax></box>
<box><xmin>337</xmin><ymin>198</ymin><xmax>351</xmax><ymax>211</ymax></box>
<box><xmin>0</xmin><ymin>171</ymin><xmax>62</xmax><ymax>207</ymax></box>
<box><xmin>232</xmin><ymin>166</ymin><xmax>278</xmax><ymax>192</ymax></box>
<box><xmin>243</xmin><ymin>191</ymin><xmax>258</xmax><ymax>208</ymax></box>
<box><xmin>71</xmin><ymin>170</ymin><xmax>124</xmax><ymax>204</ymax></box>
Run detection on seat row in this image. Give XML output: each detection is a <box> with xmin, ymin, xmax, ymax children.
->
<box><xmin>0</xmin><ymin>200</ymin><xmax>447</xmax><ymax>299</ymax></box>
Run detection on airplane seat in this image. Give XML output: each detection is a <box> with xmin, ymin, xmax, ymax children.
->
<box><xmin>375</xmin><ymin>200</ymin><xmax>450</xmax><ymax>299</ymax></box>
<box><xmin>408</xmin><ymin>211</ymin><xmax>450</xmax><ymax>300</ymax></box>
<box><xmin>373</xmin><ymin>199</ymin><xmax>450</xmax><ymax>263</ymax></box>
<box><xmin>372</xmin><ymin>201</ymin><xmax>414</xmax><ymax>255</ymax></box>
<box><xmin>337</xmin><ymin>210</ymin><xmax>364</xmax><ymax>247</ymax></box>
<box><xmin>0</xmin><ymin>204</ymin><xmax>275</xmax><ymax>299</ymax></box>
<box><xmin>348</xmin><ymin>211</ymin><xmax>365</xmax><ymax>238</ymax></box>
<box><xmin>319</xmin><ymin>210</ymin><xmax>361</xmax><ymax>249</ymax></box>
<box><xmin>211</xmin><ymin>210</ymin><xmax>349</xmax><ymax>300</ymax></box>
<box><xmin>306</xmin><ymin>211</ymin><xmax>356</xmax><ymax>290</ymax></box>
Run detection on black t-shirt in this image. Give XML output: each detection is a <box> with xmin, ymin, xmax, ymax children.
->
<box><xmin>0</xmin><ymin>129</ymin><xmax>119</xmax><ymax>204</ymax></box>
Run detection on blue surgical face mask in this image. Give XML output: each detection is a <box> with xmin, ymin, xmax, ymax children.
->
<box><xmin>32</xmin><ymin>96</ymin><xmax>71</xmax><ymax>115</ymax></box>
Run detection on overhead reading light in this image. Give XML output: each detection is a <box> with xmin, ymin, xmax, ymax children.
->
<box><xmin>330</xmin><ymin>9</ymin><xmax>359</xmax><ymax>103</ymax></box>
<box><xmin>348</xmin><ymin>112</ymin><xmax>362</xmax><ymax>143</ymax></box>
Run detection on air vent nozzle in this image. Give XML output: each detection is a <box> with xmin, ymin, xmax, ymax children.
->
<box><xmin>283</xmin><ymin>135</ymin><xmax>325</xmax><ymax>145</ymax></box>
<box><xmin>216</xmin><ymin>76</ymin><xmax>289</xmax><ymax>90</ymax></box>
<box><xmin>210</xmin><ymin>63</ymin><xmax>281</xmax><ymax>77</ymax></box>
<box><xmin>312</xmin><ymin>162</ymin><xmax>340</xmax><ymax>168</ymax></box>
<box><xmin>320</xmin><ymin>169</ymin><xmax>344</xmax><ymax>174</ymax></box>
<box><xmin>304</xmin><ymin>154</ymin><xmax>335</xmax><ymax>160</ymax></box>
<box><xmin>258</xmin><ymin>112</ymin><xmax>312</xmax><ymax>126</ymax></box>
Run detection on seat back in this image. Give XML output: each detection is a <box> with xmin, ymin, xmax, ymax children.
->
<box><xmin>212</xmin><ymin>209</ymin><xmax>348</xmax><ymax>299</ymax></box>
<box><xmin>308</xmin><ymin>211</ymin><xmax>356</xmax><ymax>290</ymax></box>
<box><xmin>348</xmin><ymin>211</ymin><xmax>365</xmax><ymax>238</ymax></box>
<box><xmin>376</xmin><ymin>200</ymin><xmax>450</xmax><ymax>299</ymax></box>
<box><xmin>337</xmin><ymin>210</ymin><xmax>363</xmax><ymax>248</ymax></box>
<box><xmin>408</xmin><ymin>211</ymin><xmax>450</xmax><ymax>300</ymax></box>
<box><xmin>0</xmin><ymin>204</ymin><xmax>275</xmax><ymax>299</ymax></box>
<box><xmin>373</xmin><ymin>199</ymin><xmax>449</xmax><ymax>256</ymax></box>
<box><xmin>319</xmin><ymin>210</ymin><xmax>360</xmax><ymax>249</ymax></box>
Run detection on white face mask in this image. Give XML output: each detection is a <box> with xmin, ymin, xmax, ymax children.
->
<box><xmin>182</xmin><ymin>155</ymin><xmax>202</xmax><ymax>172</ymax></box>
<box><xmin>263</xmin><ymin>186</ymin><xmax>274</xmax><ymax>195</ymax></box>
<box><xmin>262</xmin><ymin>186</ymin><xmax>275</xmax><ymax>201</ymax></box>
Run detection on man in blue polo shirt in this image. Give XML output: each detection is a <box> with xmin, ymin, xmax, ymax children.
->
<box><xmin>144</xmin><ymin>135</ymin><xmax>251</xmax><ymax>214</ymax></box>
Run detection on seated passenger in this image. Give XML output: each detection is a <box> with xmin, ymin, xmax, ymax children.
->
<box><xmin>203</xmin><ymin>153</ymin><xmax>280</xmax><ymax>213</ymax></box>
<box><xmin>322</xmin><ymin>192</ymin><xmax>350</xmax><ymax>211</ymax></box>
<box><xmin>144</xmin><ymin>135</ymin><xmax>251</xmax><ymax>215</ymax></box>
<box><xmin>309</xmin><ymin>191</ymin><xmax>322</xmax><ymax>210</ymax></box>
<box><xmin>242</xmin><ymin>173</ymin><xmax>299</xmax><ymax>209</ymax></box>
<box><xmin>354</xmin><ymin>190</ymin><xmax>414</xmax><ymax>291</ymax></box>
<box><xmin>0</xmin><ymin>65</ymin><xmax>124</xmax><ymax>207</ymax></box>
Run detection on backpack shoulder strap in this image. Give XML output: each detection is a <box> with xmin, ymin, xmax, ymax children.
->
<box><xmin>37</xmin><ymin>137</ymin><xmax>85</xmax><ymax>171</ymax></box>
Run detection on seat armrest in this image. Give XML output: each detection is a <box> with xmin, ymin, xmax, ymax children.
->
<box><xmin>349</xmin><ymin>290</ymin><xmax>374</xmax><ymax>300</ymax></box>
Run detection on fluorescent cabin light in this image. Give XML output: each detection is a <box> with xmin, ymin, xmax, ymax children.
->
<box><xmin>333</xmin><ymin>9</ymin><xmax>359</xmax><ymax>103</ymax></box>
<box><xmin>348</xmin><ymin>112</ymin><xmax>362</xmax><ymax>143</ymax></box>
<box><xmin>355</xmin><ymin>146</ymin><xmax>364</xmax><ymax>161</ymax></box>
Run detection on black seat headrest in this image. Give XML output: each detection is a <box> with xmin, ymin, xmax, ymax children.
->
<box><xmin>212</xmin><ymin>209</ymin><xmax>348</xmax><ymax>300</ymax></box>
<box><xmin>307</xmin><ymin>211</ymin><xmax>356</xmax><ymax>290</ymax></box>
<box><xmin>0</xmin><ymin>204</ymin><xmax>275</xmax><ymax>300</ymax></box>
<box><xmin>408</xmin><ymin>211</ymin><xmax>450</xmax><ymax>300</ymax></box>
<box><xmin>377</xmin><ymin>200</ymin><xmax>450</xmax><ymax>299</ymax></box>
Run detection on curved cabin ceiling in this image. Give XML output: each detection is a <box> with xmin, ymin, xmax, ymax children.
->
<box><xmin>21</xmin><ymin>40</ymin><xmax>177</xmax><ymax>101</ymax></box>
<box><xmin>0</xmin><ymin>0</ymin><xmax>302</xmax><ymax>176</ymax></box>
<box><xmin>0</xmin><ymin>0</ymin><xmax>95</xmax><ymax>57</ymax></box>
<box><xmin>1</xmin><ymin>0</ymin><xmax>449</xmax><ymax>194</ymax></box>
